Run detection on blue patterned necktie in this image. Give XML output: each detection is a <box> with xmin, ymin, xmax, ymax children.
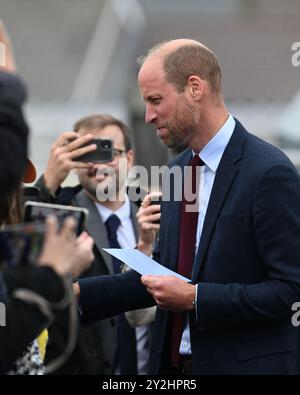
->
<box><xmin>105</xmin><ymin>214</ymin><xmax>123</xmax><ymax>273</ymax></box>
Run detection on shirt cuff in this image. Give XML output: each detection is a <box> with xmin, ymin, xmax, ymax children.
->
<box><xmin>195</xmin><ymin>283</ymin><xmax>198</xmax><ymax>320</ymax></box>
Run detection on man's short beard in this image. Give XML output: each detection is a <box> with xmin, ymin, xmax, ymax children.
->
<box><xmin>165</xmin><ymin>131</ymin><xmax>187</xmax><ymax>149</ymax></box>
<box><xmin>167</xmin><ymin>138</ymin><xmax>189</xmax><ymax>153</ymax></box>
<box><xmin>165</xmin><ymin>98</ymin><xmax>198</xmax><ymax>150</ymax></box>
<box><xmin>166</xmin><ymin>123</ymin><xmax>194</xmax><ymax>150</ymax></box>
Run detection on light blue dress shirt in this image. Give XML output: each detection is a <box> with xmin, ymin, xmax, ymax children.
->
<box><xmin>179</xmin><ymin>114</ymin><xmax>236</xmax><ymax>356</ymax></box>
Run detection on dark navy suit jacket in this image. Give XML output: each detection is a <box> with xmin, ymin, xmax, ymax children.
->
<box><xmin>79</xmin><ymin>120</ymin><xmax>300</xmax><ymax>374</ymax></box>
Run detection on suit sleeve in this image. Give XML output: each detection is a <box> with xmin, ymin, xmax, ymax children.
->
<box><xmin>196</xmin><ymin>164</ymin><xmax>300</xmax><ymax>329</ymax></box>
<box><xmin>79</xmin><ymin>270</ymin><xmax>156</xmax><ymax>324</ymax></box>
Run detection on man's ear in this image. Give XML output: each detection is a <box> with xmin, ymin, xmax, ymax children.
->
<box><xmin>186</xmin><ymin>75</ymin><xmax>206</xmax><ymax>101</ymax></box>
<box><xmin>126</xmin><ymin>149</ymin><xmax>134</xmax><ymax>170</ymax></box>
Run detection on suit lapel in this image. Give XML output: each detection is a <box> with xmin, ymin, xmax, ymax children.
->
<box><xmin>192</xmin><ymin>122</ymin><xmax>248</xmax><ymax>281</ymax></box>
<box><xmin>165</xmin><ymin>150</ymin><xmax>193</xmax><ymax>272</ymax></box>
<box><xmin>75</xmin><ymin>191</ymin><xmax>114</xmax><ymax>275</ymax></box>
<box><xmin>130</xmin><ymin>202</ymin><xmax>139</xmax><ymax>241</ymax></box>
<box><xmin>164</xmin><ymin>199</ymin><xmax>181</xmax><ymax>272</ymax></box>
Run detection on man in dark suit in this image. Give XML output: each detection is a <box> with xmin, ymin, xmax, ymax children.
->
<box><xmin>40</xmin><ymin>115</ymin><xmax>152</xmax><ymax>374</ymax></box>
<box><xmin>74</xmin><ymin>39</ymin><xmax>300</xmax><ymax>375</ymax></box>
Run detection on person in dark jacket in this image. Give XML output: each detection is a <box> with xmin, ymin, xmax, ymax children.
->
<box><xmin>38</xmin><ymin>114</ymin><xmax>155</xmax><ymax>375</ymax></box>
<box><xmin>0</xmin><ymin>22</ymin><xmax>94</xmax><ymax>374</ymax></box>
<box><xmin>0</xmin><ymin>20</ymin><xmax>28</xmax><ymax>192</ymax></box>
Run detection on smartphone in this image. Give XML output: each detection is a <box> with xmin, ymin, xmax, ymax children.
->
<box><xmin>149</xmin><ymin>197</ymin><xmax>162</xmax><ymax>225</ymax></box>
<box><xmin>22</xmin><ymin>186</ymin><xmax>40</xmax><ymax>203</ymax></box>
<box><xmin>24</xmin><ymin>201</ymin><xmax>89</xmax><ymax>236</ymax></box>
<box><xmin>0</xmin><ymin>222</ymin><xmax>46</xmax><ymax>268</ymax></box>
<box><xmin>74</xmin><ymin>138</ymin><xmax>113</xmax><ymax>163</ymax></box>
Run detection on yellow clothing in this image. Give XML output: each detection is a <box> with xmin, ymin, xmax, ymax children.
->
<box><xmin>37</xmin><ymin>330</ymin><xmax>48</xmax><ymax>361</ymax></box>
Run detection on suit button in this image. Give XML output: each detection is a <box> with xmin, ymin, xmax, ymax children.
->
<box><xmin>110</xmin><ymin>318</ymin><xmax>116</xmax><ymax>327</ymax></box>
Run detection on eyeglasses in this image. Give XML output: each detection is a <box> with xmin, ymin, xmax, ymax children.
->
<box><xmin>111</xmin><ymin>148</ymin><xmax>126</xmax><ymax>161</ymax></box>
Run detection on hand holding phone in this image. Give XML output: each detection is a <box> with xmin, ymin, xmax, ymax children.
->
<box><xmin>38</xmin><ymin>217</ymin><xmax>93</xmax><ymax>278</ymax></box>
<box><xmin>24</xmin><ymin>201</ymin><xmax>89</xmax><ymax>236</ymax></box>
<box><xmin>149</xmin><ymin>196</ymin><xmax>162</xmax><ymax>225</ymax></box>
<box><xmin>0</xmin><ymin>217</ymin><xmax>93</xmax><ymax>278</ymax></box>
<box><xmin>136</xmin><ymin>192</ymin><xmax>162</xmax><ymax>256</ymax></box>
<box><xmin>0</xmin><ymin>222</ymin><xmax>46</xmax><ymax>267</ymax></box>
<box><xmin>74</xmin><ymin>139</ymin><xmax>113</xmax><ymax>163</ymax></box>
<box><xmin>44</xmin><ymin>131</ymin><xmax>97</xmax><ymax>194</ymax></box>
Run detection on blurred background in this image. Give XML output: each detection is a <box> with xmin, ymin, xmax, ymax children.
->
<box><xmin>1</xmin><ymin>0</ymin><xmax>300</xmax><ymax>183</ymax></box>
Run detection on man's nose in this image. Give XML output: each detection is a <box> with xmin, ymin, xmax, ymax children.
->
<box><xmin>93</xmin><ymin>162</ymin><xmax>112</xmax><ymax>170</ymax></box>
<box><xmin>145</xmin><ymin>104</ymin><xmax>157</xmax><ymax>124</ymax></box>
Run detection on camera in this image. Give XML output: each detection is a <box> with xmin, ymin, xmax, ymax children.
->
<box><xmin>149</xmin><ymin>197</ymin><xmax>162</xmax><ymax>225</ymax></box>
<box><xmin>24</xmin><ymin>202</ymin><xmax>89</xmax><ymax>236</ymax></box>
<box><xmin>74</xmin><ymin>138</ymin><xmax>113</xmax><ymax>163</ymax></box>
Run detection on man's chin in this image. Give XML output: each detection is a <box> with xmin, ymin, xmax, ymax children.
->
<box><xmin>95</xmin><ymin>183</ymin><xmax>119</xmax><ymax>202</ymax></box>
<box><xmin>159</xmin><ymin>135</ymin><xmax>173</xmax><ymax>148</ymax></box>
<box><xmin>164</xmin><ymin>137</ymin><xmax>180</xmax><ymax>149</ymax></box>
<box><xmin>158</xmin><ymin>129</ymin><xmax>179</xmax><ymax>148</ymax></box>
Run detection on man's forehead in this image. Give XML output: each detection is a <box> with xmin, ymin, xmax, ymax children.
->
<box><xmin>78</xmin><ymin>126</ymin><xmax>101</xmax><ymax>136</ymax></box>
<box><xmin>79</xmin><ymin>124</ymin><xmax>114</xmax><ymax>132</ymax></box>
<box><xmin>78</xmin><ymin>125</ymin><xmax>122</xmax><ymax>139</ymax></box>
<box><xmin>139</xmin><ymin>55</ymin><xmax>164</xmax><ymax>78</ymax></box>
<box><xmin>138</xmin><ymin>60</ymin><xmax>167</xmax><ymax>91</ymax></box>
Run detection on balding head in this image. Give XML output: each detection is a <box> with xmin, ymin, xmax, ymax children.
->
<box><xmin>138</xmin><ymin>39</ymin><xmax>222</xmax><ymax>97</ymax></box>
<box><xmin>142</xmin><ymin>39</ymin><xmax>204</xmax><ymax>59</ymax></box>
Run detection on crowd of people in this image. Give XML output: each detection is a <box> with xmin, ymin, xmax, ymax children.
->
<box><xmin>0</xmin><ymin>57</ymin><xmax>94</xmax><ymax>376</ymax></box>
<box><xmin>1</xmin><ymin>21</ymin><xmax>300</xmax><ymax>376</ymax></box>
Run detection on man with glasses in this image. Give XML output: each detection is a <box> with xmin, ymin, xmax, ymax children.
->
<box><xmin>37</xmin><ymin>114</ymin><xmax>151</xmax><ymax>375</ymax></box>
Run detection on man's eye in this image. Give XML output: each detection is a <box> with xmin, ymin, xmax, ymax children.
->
<box><xmin>152</xmin><ymin>98</ymin><xmax>161</xmax><ymax>104</ymax></box>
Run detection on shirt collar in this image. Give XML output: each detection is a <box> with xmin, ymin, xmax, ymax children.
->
<box><xmin>193</xmin><ymin>114</ymin><xmax>235</xmax><ymax>172</ymax></box>
<box><xmin>95</xmin><ymin>194</ymin><xmax>131</xmax><ymax>226</ymax></box>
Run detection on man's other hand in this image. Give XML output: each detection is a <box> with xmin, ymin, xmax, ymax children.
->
<box><xmin>137</xmin><ymin>192</ymin><xmax>161</xmax><ymax>256</ymax></box>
